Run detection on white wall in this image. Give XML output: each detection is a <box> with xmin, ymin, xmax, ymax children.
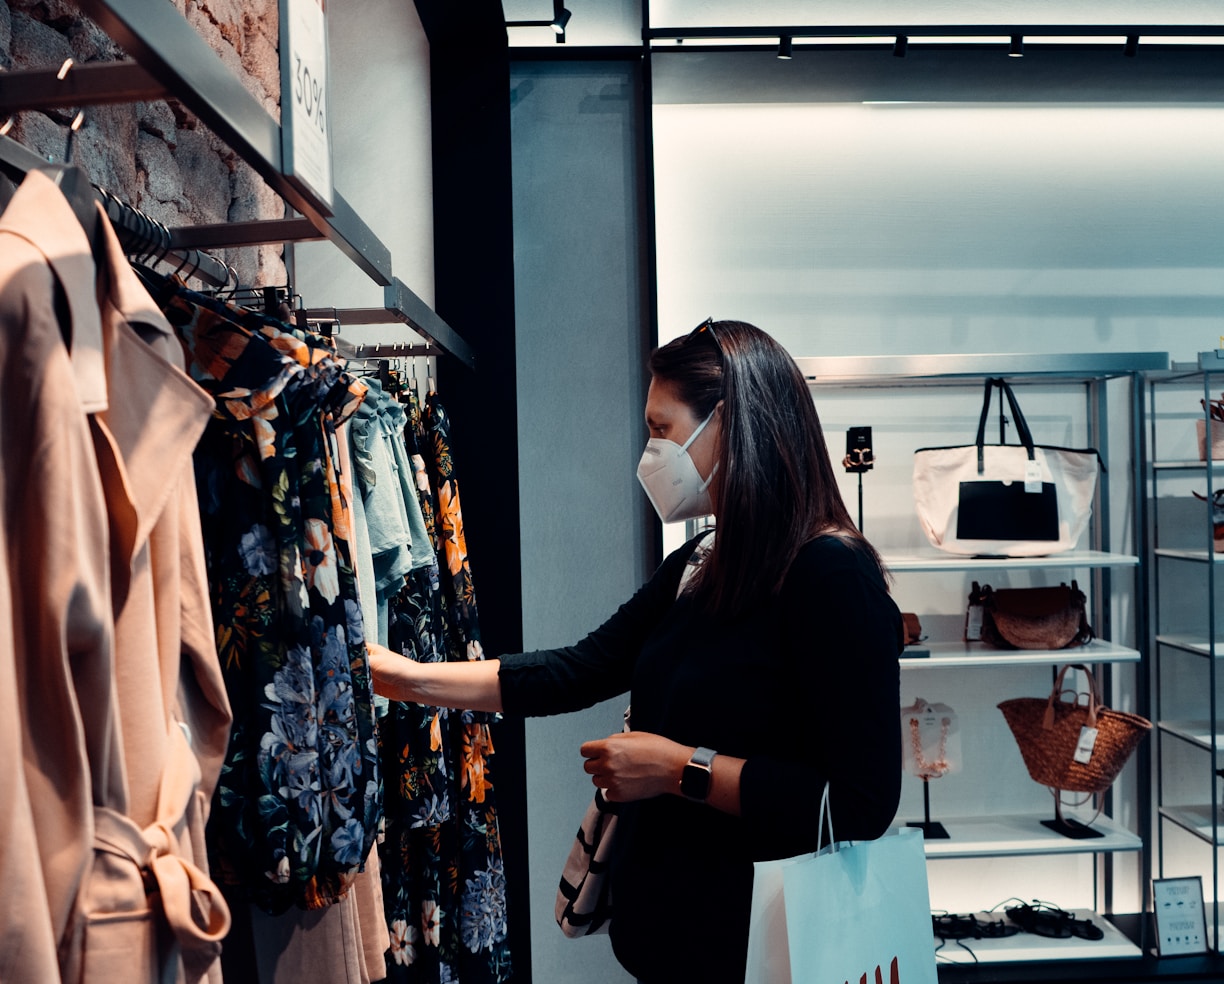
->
<box><xmin>653</xmin><ymin>98</ymin><xmax>1224</xmax><ymax>364</ymax></box>
<box><xmin>294</xmin><ymin>0</ymin><xmax>435</xmax><ymax>349</ymax></box>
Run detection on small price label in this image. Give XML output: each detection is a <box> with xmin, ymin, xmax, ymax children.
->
<box><xmin>1024</xmin><ymin>460</ymin><xmax>1042</xmax><ymax>494</ymax></box>
<box><xmin>1073</xmin><ymin>726</ymin><xmax>1098</xmax><ymax>764</ymax></box>
<box><xmin>965</xmin><ymin>603</ymin><xmax>984</xmax><ymax>641</ymax></box>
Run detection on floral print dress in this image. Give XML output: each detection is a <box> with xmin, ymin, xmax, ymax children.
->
<box><xmin>378</xmin><ymin>390</ymin><xmax>511</xmax><ymax>983</ymax></box>
<box><xmin>158</xmin><ymin>280</ymin><xmax>382</xmax><ymax>915</ymax></box>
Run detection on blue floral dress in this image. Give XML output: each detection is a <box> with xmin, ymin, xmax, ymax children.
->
<box><xmin>378</xmin><ymin>390</ymin><xmax>511</xmax><ymax>982</ymax></box>
<box><xmin>157</xmin><ymin>281</ymin><xmax>382</xmax><ymax>915</ymax></box>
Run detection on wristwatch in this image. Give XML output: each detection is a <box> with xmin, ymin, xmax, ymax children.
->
<box><xmin>680</xmin><ymin>746</ymin><xmax>717</xmax><ymax>801</ymax></box>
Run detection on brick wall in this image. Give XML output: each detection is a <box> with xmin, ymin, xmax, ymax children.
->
<box><xmin>1</xmin><ymin>0</ymin><xmax>286</xmax><ymax>287</ymax></box>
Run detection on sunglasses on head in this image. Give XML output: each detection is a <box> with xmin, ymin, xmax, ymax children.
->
<box><xmin>689</xmin><ymin>316</ymin><xmax>722</xmax><ymax>353</ymax></box>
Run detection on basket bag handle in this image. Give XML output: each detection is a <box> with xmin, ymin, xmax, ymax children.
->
<box><xmin>974</xmin><ymin>377</ymin><xmax>1039</xmax><ymax>473</ymax></box>
<box><xmin>1042</xmin><ymin>663</ymin><xmax>1101</xmax><ymax>731</ymax></box>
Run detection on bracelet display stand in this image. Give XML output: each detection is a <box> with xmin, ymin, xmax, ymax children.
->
<box><xmin>908</xmin><ymin>777</ymin><xmax>950</xmax><ymax>839</ymax></box>
<box><xmin>901</xmin><ymin>698</ymin><xmax>958</xmax><ymax>839</ymax></box>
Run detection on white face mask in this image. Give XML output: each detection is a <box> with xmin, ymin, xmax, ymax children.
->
<box><xmin>636</xmin><ymin>408</ymin><xmax>720</xmax><ymax>523</ymax></box>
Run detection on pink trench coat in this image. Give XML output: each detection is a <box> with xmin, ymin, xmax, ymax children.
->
<box><xmin>0</xmin><ymin>170</ymin><xmax>232</xmax><ymax>984</ymax></box>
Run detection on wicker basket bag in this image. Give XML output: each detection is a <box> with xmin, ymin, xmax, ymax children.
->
<box><xmin>998</xmin><ymin>664</ymin><xmax>1150</xmax><ymax>820</ymax></box>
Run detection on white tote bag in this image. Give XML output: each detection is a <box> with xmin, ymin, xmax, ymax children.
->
<box><xmin>912</xmin><ymin>377</ymin><xmax>1099</xmax><ymax>557</ymax></box>
<box><xmin>745</xmin><ymin>787</ymin><xmax>937</xmax><ymax>984</ymax></box>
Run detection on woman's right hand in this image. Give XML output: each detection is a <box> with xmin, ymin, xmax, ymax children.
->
<box><xmin>367</xmin><ymin>642</ymin><xmax>421</xmax><ymax>702</ymax></box>
<box><xmin>365</xmin><ymin>642</ymin><xmax>506</xmax><ymax>713</ymax></box>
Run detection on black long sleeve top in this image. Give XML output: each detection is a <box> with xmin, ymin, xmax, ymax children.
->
<box><xmin>498</xmin><ymin>533</ymin><xmax>903</xmax><ymax>984</ymax></box>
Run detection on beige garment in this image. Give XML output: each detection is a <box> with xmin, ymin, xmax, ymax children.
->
<box><xmin>86</xmin><ymin>181</ymin><xmax>234</xmax><ymax>984</ymax></box>
<box><xmin>0</xmin><ymin>169</ymin><xmax>232</xmax><ymax>984</ymax></box>
<box><xmin>237</xmin><ymin>834</ymin><xmax>389</xmax><ymax>982</ymax></box>
<box><xmin>0</xmin><ymin>169</ymin><xmax>125</xmax><ymax>984</ymax></box>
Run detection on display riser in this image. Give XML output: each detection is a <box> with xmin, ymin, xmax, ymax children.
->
<box><xmin>936</xmin><ymin>913</ymin><xmax>1224</xmax><ymax>982</ymax></box>
<box><xmin>934</xmin><ymin>909</ymin><xmax>1140</xmax><ymax>965</ymax></box>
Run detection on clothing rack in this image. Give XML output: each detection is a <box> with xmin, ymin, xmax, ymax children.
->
<box><xmin>0</xmin><ymin>133</ymin><xmax>230</xmax><ymax>289</ymax></box>
<box><xmin>335</xmin><ymin>341</ymin><xmax>444</xmax><ymax>360</ymax></box>
<box><xmin>0</xmin><ymin>0</ymin><xmax>391</xmax><ymax>283</ymax></box>
<box><xmin>0</xmin><ymin>0</ymin><xmax>477</xmax><ymax>370</ymax></box>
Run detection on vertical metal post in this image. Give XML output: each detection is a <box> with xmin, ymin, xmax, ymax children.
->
<box><xmin>1131</xmin><ymin>370</ymin><xmax>1153</xmax><ymax>919</ymax></box>
<box><xmin>1207</xmin><ymin>367</ymin><xmax>1221</xmax><ymax>951</ymax></box>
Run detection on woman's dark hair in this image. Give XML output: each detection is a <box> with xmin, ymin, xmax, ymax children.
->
<box><xmin>649</xmin><ymin>319</ymin><xmax>887</xmax><ymax>617</ymax></box>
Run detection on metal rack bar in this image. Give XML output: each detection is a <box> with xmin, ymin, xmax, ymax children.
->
<box><xmin>299</xmin><ymin>277</ymin><xmax>476</xmax><ymax>370</ymax></box>
<box><xmin>335</xmin><ymin>340</ymin><xmax>444</xmax><ymax>360</ymax></box>
<box><xmin>0</xmin><ymin>62</ymin><xmax>166</xmax><ymax>110</ymax></box>
<box><xmin>797</xmin><ymin>351</ymin><xmax>1169</xmax><ymax>385</ymax></box>
<box><xmin>0</xmin><ymin>67</ymin><xmax>328</xmax><ymax>252</ymax></box>
<box><xmin>169</xmin><ymin>218</ymin><xmax>323</xmax><ymax>250</ymax></box>
<box><xmin>75</xmin><ymin>0</ymin><xmax>394</xmax><ymax>286</ymax></box>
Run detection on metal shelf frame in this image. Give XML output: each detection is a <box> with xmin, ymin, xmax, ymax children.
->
<box><xmin>1147</xmin><ymin>355</ymin><xmax>1224</xmax><ymax>952</ymax></box>
<box><xmin>66</xmin><ymin>0</ymin><xmax>393</xmax><ymax>285</ymax></box>
<box><xmin>0</xmin><ymin>0</ymin><xmax>477</xmax><ymax>369</ymax></box>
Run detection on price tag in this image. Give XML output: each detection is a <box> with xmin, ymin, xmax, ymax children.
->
<box><xmin>1024</xmin><ymin>460</ymin><xmax>1042</xmax><ymax>494</ymax></box>
<box><xmin>1073</xmin><ymin>726</ymin><xmax>1098</xmax><ymax>764</ymax></box>
<box><xmin>964</xmin><ymin>603</ymin><xmax>984</xmax><ymax>641</ymax></box>
<box><xmin>280</xmin><ymin>0</ymin><xmax>334</xmax><ymax>213</ymax></box>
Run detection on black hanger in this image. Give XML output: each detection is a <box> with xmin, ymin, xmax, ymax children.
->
<box><xmin>38</xmin><ymin>162</ymin><xmax>103</xmax><ymax>264</ymax></box>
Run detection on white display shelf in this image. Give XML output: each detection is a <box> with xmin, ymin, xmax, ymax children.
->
<box><xmin>1160</xmin><ymin>804</ymin><xmax>1224</xmax><ymax>846</ymax></box>
<box><xmin>884</xmin><ymin>550</ymin><xmax>1138</xmax><ymax>573</ymax></box>
<box><xmin>906</xmin><ymin>813</ymin><xmax>1142</xmax><ymax>859</ymax></box>
<box><xmin>1156</xmin><ymin>634</ymin><xmax>1224</xmax><ymax>659</ymax></box>
<box><xmin>1155</xmin><ymin>547</ymin><xmax>1224</xmax><ymax>564</ymax></box>
<box><xmin>1152</xmin><ymin>459</ymin><xmax>1224</xmax><ymax>471</ymax></box>
<box><xmin>900</xmin><ymin>638</ymin><xmax>1140</xmax><ymax>669</ymax></box>
<box><xmin>1159</xmin><ymin>720</ymin><xmax>1224</xmax><ymax>752</ymax></box>
<box><xmin>933</xmin><ymin>909</ymin><xmax>1142</xmax><ymax>964</ymax></box>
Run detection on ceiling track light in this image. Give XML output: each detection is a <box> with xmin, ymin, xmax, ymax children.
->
<box><xmin>552</xmin><ymin>1</ymin><xmax>571</xmax><ymax>39</ymax></box>
<box><xmin>893</xmin><ymin>35</ymin><xmax>908</xmax><ymax>57</ymax></box>
<box><xmin>778</xmin><ymin>35</ymin><xmax>793</xmax><ymax>59</ymax></box>
<box><xmin>504</xmin><ymin>2</ymin><xmax>571</xmax><ymax>44</ymax></box>
<box><xmin>1124</xmin><ymin>34</ymin><xmax>1139</xmax><ymax>57</ymax></box>
<box><xmin>1008</xmin><ymin>35</ymin><xmax>1024</xmax><ymax>57</ymax></box>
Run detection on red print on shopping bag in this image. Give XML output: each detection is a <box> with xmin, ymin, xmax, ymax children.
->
<box><xmin>847</xmin><ymin>956</ymin><xmax>900</xmax><ymax>984</ymax></box>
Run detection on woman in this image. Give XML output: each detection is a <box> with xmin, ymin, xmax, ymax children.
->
<box><xmin>369</xmin><ymin>319</ymin><xmax>902</xmax><ymax>983</ymax></box>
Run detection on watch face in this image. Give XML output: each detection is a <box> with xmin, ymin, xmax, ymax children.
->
<box><xmin>681</xmin><ymin>762</ymin><xmax>712</xmax><ymax>801</ymax></box>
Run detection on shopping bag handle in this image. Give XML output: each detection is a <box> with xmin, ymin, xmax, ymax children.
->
<box><xmin>974</xmin><ymin>377</ymin><xmax>1038</xmax><ymax>473</ymax></box>
<box><xmin>816</xmin><ymin>782</ymin><xmax>836</xmax><ymax>852</ymax></box>
<box><xmin>1043</xmin><ymin>663</ymin><xmax>1101</xmax><ymax>729</ymax></box>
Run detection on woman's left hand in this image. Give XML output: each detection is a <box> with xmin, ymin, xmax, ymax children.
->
<box><xmin>579</xmin><ymin>731</ymin><xmax>690</xmax><ymax>803</ymax></box>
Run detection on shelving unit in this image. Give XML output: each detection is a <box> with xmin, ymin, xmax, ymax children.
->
<box><xmin>921</xmin><ymin>814</ymin><xmax>1143</xmax><ymax>859</ymax></box>
<box><xmin>1147</xmin><ymin>355</ymin><xmax>1224</xmax><ymax>953</ymax></box>
<box><xmin>902</xmin><ymin>639</ymin><xmax>1140</xmax><ymax>670</ymax></box>
<box><xmin>804</xmin><ymin>352</ymin><xmax>1166</xmax><ymax>970</ymax></box>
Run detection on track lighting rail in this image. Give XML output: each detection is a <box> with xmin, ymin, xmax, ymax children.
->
<box><xmin>645</xmin><ymin>24</ymin><xmax>1224</xmax><ymax>43</ymax></box>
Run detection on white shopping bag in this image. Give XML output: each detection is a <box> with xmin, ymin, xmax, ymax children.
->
<box><xmin>744</xmin><ymin>852</ymin><xmax>806</xmax><ymax>984</ymax></box>
<box><xmin>745</xmin><ymin>787</ymin><xmax>937</xmax><ymax>984</ymax></box>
